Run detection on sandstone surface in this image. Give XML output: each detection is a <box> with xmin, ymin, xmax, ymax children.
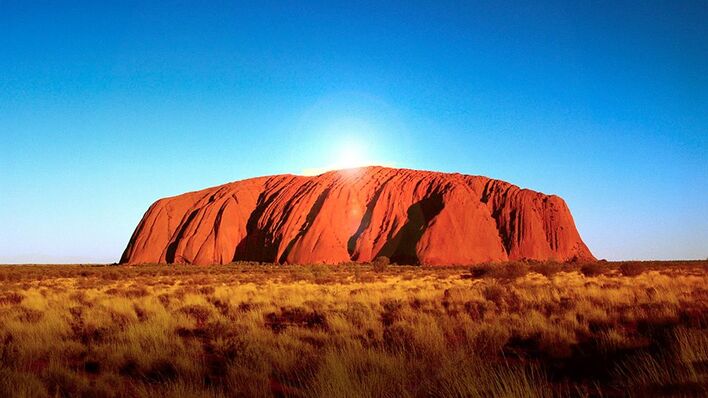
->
<box><xmin>121</xmin><ymin>167</ymin><xmax>595</xmax><ymax>265</ymax></box>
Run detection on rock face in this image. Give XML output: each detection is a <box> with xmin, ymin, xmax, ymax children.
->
<box><xmin>121</xmin><ymin>167</ymin><xmax>595</xmax><ymax>265</ymax></box>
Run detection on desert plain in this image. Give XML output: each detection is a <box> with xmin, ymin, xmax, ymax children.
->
<box><xmin>0</xmin><ymin>260</ymin><xmax>705</xmax><ymax>397</ymax></box>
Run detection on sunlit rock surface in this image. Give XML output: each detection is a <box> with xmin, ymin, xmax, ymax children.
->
<box><xmin>121</xmin><ymin>167</ymin><xmax>595</xmax><ymax>265</ymax></box>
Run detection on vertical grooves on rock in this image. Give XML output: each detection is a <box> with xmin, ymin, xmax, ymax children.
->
<box><xmin>123</xmin><ymin>167</ymin><xmax>595</xmax><ymax>265</ymax></box>
<box><xmin>278</xmin><ymin>187</ymin><xmax>331</xmax><ymax>263</ymax></box>
<box><xmin>164</xmin><ymin>209</ymin><xmax>199</xmax><ymax>263</ymax></box>
<box><xmin>375</xmin><ymin>193</ymin><xmax>445</xmax><ymax>265</ymax></box>
<box><xmin>347</xmin><ymin>173</ymin><xmax>397</xmax><ymax>259</ymax></box>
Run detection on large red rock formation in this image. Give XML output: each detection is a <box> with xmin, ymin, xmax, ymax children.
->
<box><xmin>120</xmin><ymin>167</ymin><xmax>594</xmax><ymax>265</ymax></box>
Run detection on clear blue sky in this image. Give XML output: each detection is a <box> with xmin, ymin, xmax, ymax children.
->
<box><xmin>1</xmin><ymin>1</ymin><xmax>706</xmax><ymax>263</ymax></box>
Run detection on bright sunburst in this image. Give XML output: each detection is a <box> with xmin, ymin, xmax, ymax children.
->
<box><xmin>334</xmin><ymin>140</ymin><xmax>368</xmax><ymax>170</ymax></box>
<box><xmin>301</xmin><ymin>136</ymin><xmax>390</xmax><ymax>176</ymax></box>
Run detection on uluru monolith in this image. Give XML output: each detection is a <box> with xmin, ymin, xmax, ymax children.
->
<box><xmin>121</xmin><ymin>166</ymin><xmax>594</xmax><ymax>265</ymax></box>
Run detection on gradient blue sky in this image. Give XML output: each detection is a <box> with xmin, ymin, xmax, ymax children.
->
<box><xmin>1</xmin><ymin>1</ymin><xmax>706</xmax><ymax>263</ymax></box>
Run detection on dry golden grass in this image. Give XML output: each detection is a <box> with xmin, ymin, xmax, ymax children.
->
<box><xmin>0</xmin><ymin>261</ymin><xmax>705</xmax><ymax>397</ymax></box>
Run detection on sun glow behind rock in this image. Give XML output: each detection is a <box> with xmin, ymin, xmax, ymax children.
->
<box><xmin>295</xmin><ymin>94</ymin><xmax>404</xmax><ymax>176</ymax></box>
<box><xmin>301</xmin><ymin>136</ymin><xmax>395</xmax><ymax>176</ymax></box>
<box><xmin>334</xmin><ymin>140</ymin><xmax>368</xmax><ymax>169</ymax></box>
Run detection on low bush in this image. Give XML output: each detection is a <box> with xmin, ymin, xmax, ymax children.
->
<box><xmin>530</xmin><ymin>262</ymin><xmax>564</xmax><ymax>277</ymax></box>
<box><xmin>470</xmin><ymin>262</ymin><xmax>530</xmax><ymax>280</ymax></box>
<box><xmin>620</xmin><ymin>262</ymin><xmax>646</xmax><ymax>277</ymax></box>
<box><xmin>499</xmin><ymin>261</ymin><xmax>530</xmax><ymax>279</ymax></box>
<box><xmin>580</xmin><ymin>262</ymin><xmax>607</xmax><ymax>277</ymax></box>
<box><xmin>469</xmin><ymin>263</ymin><xmax>493</xmax><ymax>278</ymax></box>
<box><xmin>372</xmin><ymin>256</ymin><xmax>390</xmax><ymax>272</ymax></box>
